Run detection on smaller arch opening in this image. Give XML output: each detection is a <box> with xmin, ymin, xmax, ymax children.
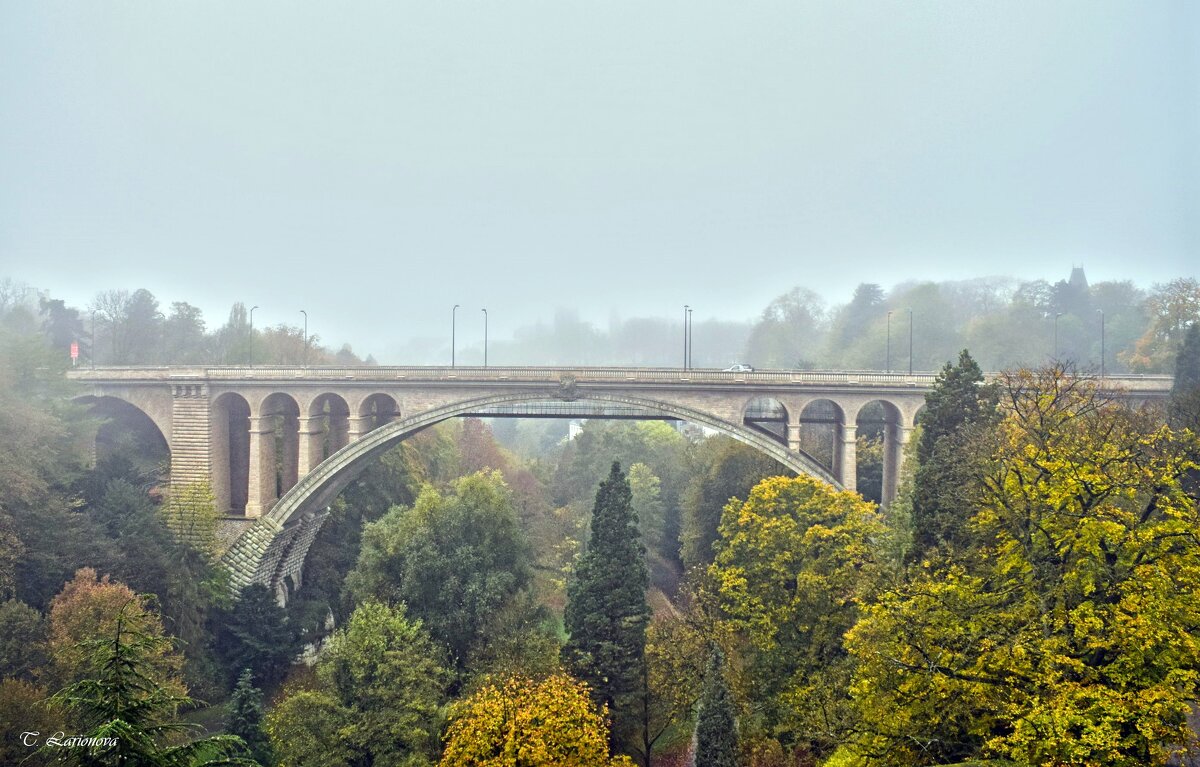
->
<box><xmin>260</xmin><ymin>393</ymin><xmax>302</xmax><ymax>501</ymax></box>
<box><xmin>212</xmin><ymin>392</ymin><xmax>251</xmax><ymax>515</ymax></box>
<box><xmin>797</xmin><ymin>399</ymin><xmax>844</xmax><ymax>475</ymax></box>
<box><xmin>308</xmin><ymin>393</ymin><xmax>352</xmax><ymax>463</ymax></box>
<box><xmin>359</xmin><ymin>393</ymin><xmax>400</xmax><ymax>433</ymax></box>
<box><xmin>743</xmin><ymin>397</ymin><xmax>789</xmax><ymax>445</ymax></box>
<box><xmin>855</xmin><ymin>400</ymin><xmax>902</xmax><ymax>505</ymax></box>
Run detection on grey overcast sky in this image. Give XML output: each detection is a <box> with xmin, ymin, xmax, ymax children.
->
<box><xmin>2</xmin><ymin>1</ymin><xmax>1197</xmax><ymax>360</ymax></box>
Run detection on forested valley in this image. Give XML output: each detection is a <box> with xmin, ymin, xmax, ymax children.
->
<box><xmin>2</xmin><ymin>277</ymin><xmax>1200</xmax><ymax>767</ymax></box>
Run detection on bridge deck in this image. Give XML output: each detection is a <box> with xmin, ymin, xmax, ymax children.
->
<box><xmin>68</xmin><ymin>365</ymin><xmax>1173</xmax><ymax>393</ymax></box>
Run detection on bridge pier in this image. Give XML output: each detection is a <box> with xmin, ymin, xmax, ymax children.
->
<box><xmin>246</xmin><ymin>415</ymin><xmax>277</xmax><ymax>518</ymax></box>
<box><xmin>297</xmin><ymin>416</ymin><xmax>325</xmax><ymax>476</ymax></box>
<box><xmin>347</xmin><ymin>414</ymin><xmax>373</xmax><ymax>442</ymax></box>
<box><xmin>838</xmin><ymin>424</ymin><xmax>857</xmax><ymax>492</ymax></box>
<box><xmin>881</xmin><ymin>424</ymin><xmax>915</xmax><ymax>506</ymax></box>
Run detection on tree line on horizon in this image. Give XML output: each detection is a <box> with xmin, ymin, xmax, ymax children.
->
<box><xmin>2</xmin><ymin>268</ymin><xmax>1197</xmax><ymax>372</ymax></box>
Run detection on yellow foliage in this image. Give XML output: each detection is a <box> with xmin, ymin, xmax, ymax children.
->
<box><xmin>439</xmin><ymin>673</ymin><xmax>633</xmax><ymax>767</ymax></box>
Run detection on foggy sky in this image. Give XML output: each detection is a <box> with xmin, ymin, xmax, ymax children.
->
<box><xmin>2</xmin><ymin>1</ymin><xmax>1197</xmax><ymax>362</ymax></box>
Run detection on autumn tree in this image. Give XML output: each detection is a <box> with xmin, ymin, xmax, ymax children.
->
<box><xmin>49</xmin><ymin>605</ymin><xmax>246</xmax><ymax>767</ymax></box>
<box><xmin>440</xmin><ymin>674</ymin><xmax>636</xmax><ymax>767</ymax></box>
<box><xmin>631</xmin><ymin>614</ymin><xmax>706</xmax><ymax>767</ymax></box>
<box><xmin>846</xmin><ymin>368</ymin><xmax>1200</xmax><ymax>766</ymax></box>
<box><xmin>47</xmin><ymin>568</ymin><xmax>184</xmax><ymax>693</ymax></box>
<box><xmin>565</xmin><ymin>462</ymin><xmax>651</xmax><ymax>753</ymax></box>
<box><xmin>707</xmin><ymin>475</ymin><xmax>883</xmax><ymax>755</ymax></box>
<box><xmin>0</xmin><ymin>678</ymin><xmax>63</xmax><ymax>767</ymax></box>
<box><xmin>1126</xmin><ymin>277</ymin><xmax>1200</xmax><ymax>371</ymax></box>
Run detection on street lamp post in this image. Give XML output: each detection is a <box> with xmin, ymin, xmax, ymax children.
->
<box><xmin>687</xmin><ymin>307</ymin><xmax>693</xmax><ymax>368</ymax></box>
<box><xmin>481</xmin><ymin>308</ymin><xmax>488</xmax><ymax>367</ymax></box>
<box><xmin>683</xmin><ymin>305</ymin><xmax>689</xmax><ymax>369</ymax></box>
<box><xmin>1053</xmin><ymin>312</ymin><xmax>1063</xmax><ymax>360</ymax></box>
<box><xmin>886</xmin><ymin>310</ymin><xmax>892</xmax><ymax>373</ymax></box>
<box><xmin>908</xmin><ymin>308</ymin><xmax>914</xmax><ymax>375</ymax></box>
<box><xmin>452</xmin><ymin>304</ymin><xmax>459</xmax><ymax>367</ymax></box>
<box><xmin>1098</xmin><ymin>309</ymin><xmax>1106</xmax><ymax>378</ymax></box>
<box><xmin>249</xmin><ymin>305</ymin><xmax>259</xmax><ymax>367</ymax></box>
<box><xmin>300</xmin><ymin>310</ymin><xmax>308</xmax><ymax>367</ymax></box>
<box><xmin>91</xmin><ymin>310</ymin><xmax>97</xmax><ymax>370</ymax></box>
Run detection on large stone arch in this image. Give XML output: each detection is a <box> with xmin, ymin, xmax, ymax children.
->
<box><xmin>221</xmin><ymin>390</ymin><xmax>842</xmax><ymax>595</ymax></box>
<box><xmin>76</xmin><ymin>394</ymin><xmax>171</xmax><ymax>467</ymax></box>
<box><xmin>74</xmin><ymin>391</ymin><xmax>172</xmax><ymax>447</ymax></box>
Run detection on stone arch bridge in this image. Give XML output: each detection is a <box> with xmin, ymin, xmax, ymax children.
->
<box><xmin>68</xmin><ymin>366</ymin><xmax>1171</xmax><ymax>600</ymax></box>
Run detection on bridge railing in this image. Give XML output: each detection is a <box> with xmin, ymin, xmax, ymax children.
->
<box><xmin>66</xmin><ymin>365</ymin><xmax>1174</xmax><ymax>391</ymax></box>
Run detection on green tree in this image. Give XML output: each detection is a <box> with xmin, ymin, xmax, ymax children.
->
<box><xmin>162</xmin><ymin>481</ymin><xmax>221</xmax><ymax>555</ymax></box>
<box><xmin>0</xmin><ymin>598</ymin><xmax>47</xmax><ymax>680</ymax></box>
<box><xmin>694</xmin><ymin>649</ymin><xmax>737</xmax><ymax>767</ymax></box>
<box><xmin>910</xmin><ymin>349</ymin><xmax>998</xmax><ymax>557</ymax></box>
<box><xmin>743</xmin><ymin>287</ymin><xmax>827</xmax><ymax>369</ymax></box>
<box><xmin>228</xmin><ymin>669</ymin><xmax>271</xmax><ymax>766</ymax></box>
<box><xmin>0</xmin><ymin>303</ymin><xmax>98</xmax><ymax>609</ymax></box>
<box><xmin>565</xmin><ymin>462</ymin><xmax>651</xmax><ymax>752</ymax></box>
<box><xmin>681</xmin><ymin>437</ymin><xmax>789</xmax><ymax>571</ymax></box>
<box><xmin>163</xmin><ymin>301</ymin><xmax>208</xmax><ymax>364</ymax></box>
<box><xmin>344</xmin><ymin>470</ymin><xmax>532</xmax><ymax>667</ymax></box>
<box><xmin>632</xmin><ymin>614</ymin><xmax>706</xmax><ymax>767</ymax></box>
<box><xmin>266</xmin><ymin>601</ymin><xmax>449</xmax><ymax>767</ymax></box>
<box><xmin>216</xmin><ymin>585</ymin><xmax>298</xmax><ymax>691</ymax></box>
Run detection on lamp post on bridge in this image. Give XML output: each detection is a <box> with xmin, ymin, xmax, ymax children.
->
<box><xmin>886</xmin><ymin>310</ymin><xmax>892</xmax><ymax>373</ymax></box>
<box><xmin>683</xmin><ymin>305</ymin><xmax>689</xmax><ymax>369</ymax></box>
<box><xmin>1098</xmin><ymin>308</ymin><xmax>1106</xmax><ymax>379</ymax></box>
<box><xmin>300</xmin><ymin>309</ymin><xmax>308</xmax><ymax>367</ymax></box>
<box><xmin>481</xmin><ymin>308</ymin><xmax>488</xmax><ymax>367</ymax></box>
<box><xmin>908</xmin><ymin>308</ymin><xmax>914</xmax><ymax>376</ymax></box>
<box><xmin>687</xmin><ymin>306</ymin><xmax>693</xmax><ymax>368</ymax></box>
<box><xmin>91</xmin><ymin>310</ymin><xmax>97</xmax><ymax>370</ymax></box>
<box><xmin>452</xmin><ymin>304</ymin><xmax>459</xmax><ymax>367</ymax></box>
<box><xmin>1053</xmin><ymin>312</ymin><xmax>1063</xmax><ymax>360</ymax></box>
<box><xmin>249</xmin><ymin>305</ymin><xmax>258</xmax><ymax>367</ymax></box>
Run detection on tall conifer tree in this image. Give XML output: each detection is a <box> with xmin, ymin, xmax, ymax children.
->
<box><xmin>694</xmin><ymin>649</ymin><xmax>737</xmax><ymax>767</ymax></box>
<box><xmin>228</xmin><ymin>669</ymin><xmax>271</xmax><ymax>766</ymax></box>
<box><xmin>565</xmin><ymin>461</ymin><xmax>650</xmax><ymax>750</ymax></box>
<box><xmin>910</xmin><ymin>349</ymin><xmax>998</xmax><ymax>557</ymax></box>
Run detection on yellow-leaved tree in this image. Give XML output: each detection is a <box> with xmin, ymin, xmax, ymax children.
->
<box><xmin>706</xmin><ymin>474</ymin><xmax>885</xmax><ymax>758</ymax></box>
<box><xmin>439</xmin><ymin>674</ymin><xmax>636</xmax><ymax>767</ymax></box>
<box><xmin>846</xmin><ymin>368</ymin><xmax>1200</xmax><ymax>766</ymax></box>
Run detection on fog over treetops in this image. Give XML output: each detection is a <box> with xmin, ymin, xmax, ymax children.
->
<box><xmin>4</xmin><ymin>268</ymin><xmax>1196</xmax><ymax>374</ymax></box>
